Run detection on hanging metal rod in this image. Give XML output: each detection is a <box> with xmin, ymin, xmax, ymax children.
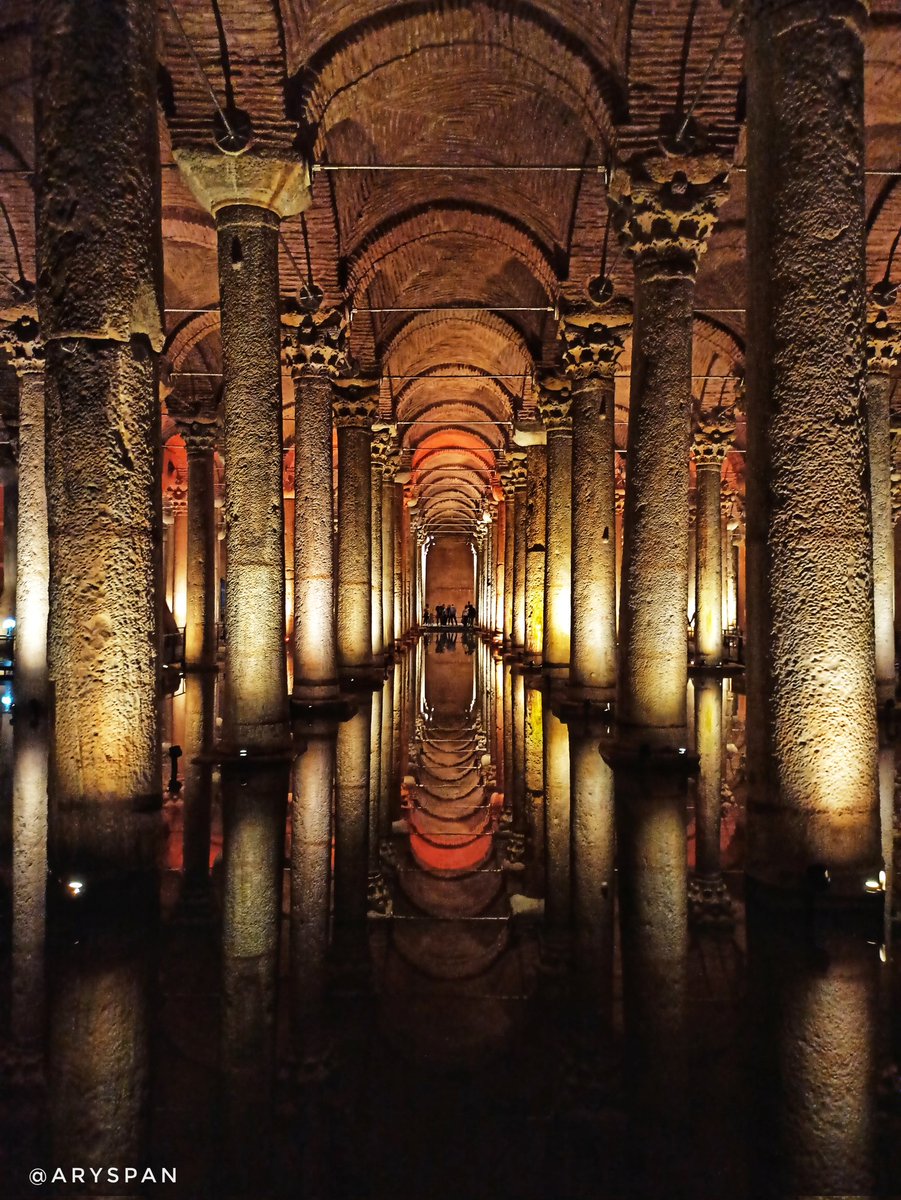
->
<box><xmin>356</xmin><ymin>305</ymin><xmax>555</xmax><ymax>314</ymax></box>
<box><xmin>399</xmin><ymin>420</ymin><xmax>511</xmax><ymax>426</ymax></box>
<box><xmin>731</xmin><ymin>166</ymin><xmax>901</xmax><ymax>177</ymax></box>
<box><xmin>676</xmin><ymin>5</ymin><xmax>743</xmax><ymax>143</ymax></box>
<box><xmin>313</xmin><ymin>163</ymin><xmax>606</xmax><ymax>176</ymax></box>
<box><xmin>161</xmin><ymin>0</ymin><xmax>238</xmax><ymax>144</ymax></box>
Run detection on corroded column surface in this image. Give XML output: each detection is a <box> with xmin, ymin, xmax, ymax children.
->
<box><xmin>610</xmin><ymin>154</ymin><xmax>728</xmax><ymax>745</ymax></box>
<box><xmin>1</xmin><ymin>478</ymin><xmax>17</xmax><ymax>625</ymax></box>
<box><xmin>393</xmin><ymin>481</ymin><xmax>404</xmax><ymax>641</ymax></box>
<box><xmin>216</xmin><ymin>204</ymin><xmax>288</xmax><ymax>751</ymax></box>
<box><xmin>35</xmin><ymin>0</ymin><xmax>164</xmax><ymax>872</ymax></box>
<box><xmin>524</xmin><ymin>443</ymin><xmax>547</xmax><ymax>662</ymax></box>
<box><xmin>509</xmin><ymin>454</ymin><xmax>527</xmax><ymax>648</ymax></box>
<box><xmin>283</xmin><ymin>304</ymin><xmax>347</xmax><ymax>703</ymax></box>
<box><xmin>502</xmin><ymin>484</ymin><xmax>515</xmax><ymax>645</ymax></box>
<box><xmin>746</xmin><ymin>0</ymin><xmax>879</xmax><ymax>890</ymax></box>
<box><xmin>867</xmin><ymin>306</ymin><xmax>899</xmax><ymax>701</ymax></box>
<box><xmin>693</xmin><ymin>409</ymin><xmax>733</xmax><ymax>666</ymax></box>
<box><xmin>382</xmin><ymin>448</ymin><xmax>398</xmax><ymax>650</ymax></box>
<box><xmin>561</xmin><ymin>301</ymin><xmax>631</xmax><ymax>696</ymax></box>
<box><xmin>370</xmin><ymin>431</ymin><xmax>390</xmax><ymax>660</ymax></box>
<box><xmin>538</xmin><ymin>379</ymin><xmax>573</xmax><ymax>670</ymax></box>
<box><xmin>334</xmin><ymin>380</ymin><xmax>379</xmax><ymax>673</ymax></box>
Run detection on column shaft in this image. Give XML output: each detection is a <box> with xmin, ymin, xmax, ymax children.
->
<box><xmin>543</xmin><ymin>426</ymin><xmax>572</xmax><ymax>668</ymax></box>
<box><xmin>370</xmin><ymin>462</ymin><xmax>384</xmax><ymax>659</ymax></box>
<box><xmin>184</xmin><ymin>445</ymin><xmax>217</xmax><ymax>668</ymax></box>
<box><xmin>695</xmin><ymin>464</ymin><xmax>724</xmax><ymax>664</ymax></box>
<box><xmin>382</xmin><ymin>474</ymin><xmax>395</xmax><ymax>649</ymax></box>
<box><xmin>525</xmin><ymin>445</ymin><xmax>547</xmax><ymax>661</ymax></box>
<box><xmin>868</xmin><ymin>368</ymin><xmax>895</xmax><ymax>699</ymax></box>
<box><xmin>503</xmin><ymin>494</ymin><xmax>515</xmax><ymax>644</ymax></box>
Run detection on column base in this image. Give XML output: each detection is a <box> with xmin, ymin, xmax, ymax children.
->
<box><xmin>338</xmin><ymin>664</ymin><xmax>387</xmax><ymax>691</ymax></box>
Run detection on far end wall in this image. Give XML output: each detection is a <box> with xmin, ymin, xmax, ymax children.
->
<box><xmin>425</xmin><ymin>537</ymin><xmax>475</xmax><ymax>618</ymax></box>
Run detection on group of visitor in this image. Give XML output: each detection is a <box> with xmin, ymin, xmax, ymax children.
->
<box><xmin>422</xmin><ymin>602</ymin><xmax>479</xmax><ymax>628</ymax></box>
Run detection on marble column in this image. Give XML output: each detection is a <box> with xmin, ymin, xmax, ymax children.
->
<box><xmin>538</xmin><ymin>378</ymin><xmax>573</xmax><ymax>671</ymax></box>
<box><xmin>609</xmin><ymin>154</ymin><xmax>728</xmax><ymax>745</ymax></box>
<box><xmin>746</xmin><ymin>0</ymin><xmax>879</xmax><ymax>891</ymax></box>
<box><xmin>333</xmin><ymin>380</ymin><xmax>380</xmax><ymax>674</ymax></box>
<box><xmin>524</xmin><ymin>443</ymin><xmax>547</xmax><ymax>663</ymax></box>
<box><xmin>692</xmin><ymin>408</ymin><xmax>734</xmax><ymax>666</ymax></box>
<box><xmin>282</xmin><ymin>302</ymin><xmax>348</xmax><ymax>704</ymax></box>
<box><xmin>866</xmin><ymin>305</ymin><xmax>899</xmax><ymax>701</ymax></box>
<box><xmin>370</xmin><ymin>430</ymin><xmax>390</xmax><ymax>661</ymax></box>
<box><xmin>35</xmin><ymin>0</ymin><xmax>165</xmax><ymax>874</ymax></box>
<box><xmin>560</xmin><ymin>300</ymin><xmax>631</xmax><ymax>697</ymax></box>
<box><xmin>3</xmin><ymin>318</ymin><xmax>49</xmax><ymax>1064</ymax></box>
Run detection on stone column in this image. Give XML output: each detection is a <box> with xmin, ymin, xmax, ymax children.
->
<box><xmin>524</xmin><ymin>443</ymin><xmax>547</xmax><ymax>663</ymax></box>
<box><xmin>333</xmin><ymin>379</ymin><xmax>379</xmax><ymax>675</ymax></box>
<box><xmin>370</xmin><ymin>430</ymin><xmax>390</xmax><ymax>661</ymax></box>
<box><xmin>393</xmin><ymin>477</ymin><xmax>405</xmax><ymax>643</ymax></box>
<box><xmin>692</xmin><ymin>408</ymin><xmax>734</xmax><ymax>666</ymax></box>
<box><xmin>0</xmin><ymin>476</ymin><xmax>17</xmax><ymax>626</ymax></box>
<box><xmin>609</xmin><ymin>153</ymin><xmax>728</xmax><ymax>745</ymax></box>
<box><xmin>866</xmin><ymin>305</ymin><xmax>899</xmax><ymax>701</ymax></box>
<box><xmin>538</xmin><ymin>378</ymin><xmax>573</xmax><ymax>671</ymax></box>
<box><xmin>746</xmin><ymin>0</ymin><xmax>879</xmax><ymax>891</ymax></box>
<box><xmin>35</xmin><ymin>0</ymin><xmax>165</xmax><ymax>874</ymax></box>
<box><xmin>173</xmin><ymin>154</ymin><xmax>309</xmax><ymax>755</ymax></box>
<box><xmin>282</xmin><ymin>302</ymin><xmax>348</xmax><ymax>705</ymax></box>
<box><xmin>502</xmin><ymin>477</ymin><xmax>515</xmax><ymax>646</ymax></box>
<box><xmin>614</xmin><ymin>453</ymin><xmax>625</xmax><ymax>628</ymax></box>
<box><xmin>2</xmin><ymin>317</ymin><xmax>49</xmax><ymax>1062</ymax></box>
<box><xmin>169</xmin><ymin>398</ymin><xmax>218</xmax><ymax>670</ymax></box>
<box><xmin>560</xmin><ymin>300</ymin><xmax>632</xmax><ymax>697</ymax></box>
<box><xmin>382</xmin><ymin>445</ymin><xmax>398</xmax><ymax>651</ymax></box>
<box><xmin>542</xmin><ymin>702</ymin><xmax>572</xmax><ymax>965</ymax></box>
<box><xmin>508</xmin><ymin>454</ymin><xmax>527</xmax><ymax>649</ymax></box>
<box><xmin>689</xmin><ymin>675</ymin><xmax>732</xmax><ymax>925</ymax></box>
<box><xmin>170</xmin><ymin>485</ymin><xmax>188</xmax><ymax>633</ymax></box>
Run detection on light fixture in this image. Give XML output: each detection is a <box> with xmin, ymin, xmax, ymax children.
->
<box><xmin>66</xmin><ymin>879</ymin><xmax>84</xmax><ymax>897</ymax></box>
<box><xmin>1</xmin><ymin>693</ymin><xmax>12</xmax><ymax>711</ymax></box>
<box><xmin>2</xmin><ymin>618</ymin><xmax>15</xmax><ymax>632</ymax></box>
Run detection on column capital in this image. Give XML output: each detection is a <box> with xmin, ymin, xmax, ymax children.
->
<box><xmin>866</xmin><ymin>305</ymin><xmax>901</xmax><ymax>375</ymax></box>
<box><xmin>692</xmin><ymin>407</ymin><xmax>735</xmax><ymax>467</ymax></box>
<box><xmin>1</xmin><ymin>312</ymin><xmax>44</xmax><ymax>377</ymax></box>
<box><xmin>536</xmin><ymin>374</ymin><xmax>573</xmax><ymax>431</ymax></box>
<box><xmin>507</xmin><ymin>451</ymin><xmax>528</xmax><ymax>490</ymax></box>
<box><xmin>165</xmin><ymin>472</ymin><xmax>188</xmax><ymax>515</ymax></box>
<box><xmin>166</xmin><ymin>389</ymin><xmax>219</xmax><ymax>454</ymax></box>
<box><xmin>371</xmin><ymin>428</ymin><xmax>393</xmax><ymax>470</ymax></box>
<box><xmin>331</xmin><ymin>377</ymin><xmax>380</xmax><ymax>428</ymax></box>
<box><xmin>558</xmin><ymin>296</ymin><xmax>632</xmax><ymax>378</ymax></box>
<box><xmin>608</xmin><ymin>152</ymin><xmax>730</xmax><ymax>278</ymax></box>
<box><xmin>382</xmin><ymin>440</ymin><xmax>402</xmax><ymax>481</ymax></box>
<box><xmin>172</xmin><ymin>148</ymin><xmax>311</xmax><ymax>219</ymax></box>
<box><xmin>282</xmin><ymin>299</ymin><xmax>351</xmax><ymax>379</ymax></box>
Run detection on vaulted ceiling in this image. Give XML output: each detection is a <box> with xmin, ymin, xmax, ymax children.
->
<box><xmin>0</xmin><ymin>0</ymin><xmax>899</xmax><ymax>534</ymax></box>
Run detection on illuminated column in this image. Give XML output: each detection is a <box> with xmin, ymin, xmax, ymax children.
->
<box><xmin>524</xmin><ymin>679</ymin><xmax>545</xmax><ymax>893</ymax></box>
<box><xmin>542</xmin><ymin>703</ymin><xmax>572</xmax><ymax>964</ymax></box>
<box><xmin>866</xmin><ymin>305</ymin><xmax>899</xmax><ymax>701</ymax></box>
<box><xmin>382</xmin><ymin>445</ymin><xmax>398</xmax><ymax>650</ymax></box>
<box><xmin>3</xmin><ymin>318</ymin><xmax>49</xmax><ymax>1064</ymax></box>
<box><xmin>692</xmin><ymin>408</ymin><xmax>734</xmax><ymax>666</ymax></box>
<box><xmin>173</xmin><ymin>155</ymin><xmax>310</xmax><ymax>754</ymax></box>
<box><xmin>370</xmin><ymin>429</ymin><xmax>390</xmax><ymax>661</ymax></box>
<box><xmin>493</xmin><ymin>497</ymin><xmax>505</xmax><ymax>635</ymax></box>
<box><xmin>392</xmin><ymin>475</ymin><xmax>405</xmax><ymax>643</ymax></box>
<box><xmin>609</xmin><ymin>155</ymin><xmax>728</xmax><ymax>744</ymax></box>
<box><xmin>614</xmin><ymin>453</ymin><xmax>625</xmax><ymax>628</ymax></box>
<box><xmin>560</xmin><ymin>300</ymin><xmax>631</xmax><ymax>697</ymax></box>
<box><xmin>290</xmin><ymin>723</ymin><xmax>335</xmax><ymax>1062</ymax></box>
<box><xmin>689</xmin><ymin>676</ymin><xmax>732</xmax><ymax>924</ymax></box>
<box><xmin>538</xmin><ymin>378</ymin><xmax>572</xmax><ymax>671</ymax></box>
<box><xmin>0</xmin><ymin>475</ymin><xmax>16</xmax><ymax>626</ymax></box>
<box><xmin>524</xmin><ymin>443</ymin><xmax>547</xmax><ymax>663</ymax></box>
<box><xmin>367</xmin><ymin>684</ymin><xmax>391</xmax><ymax>913</ymax></box>
<box><xmin>509</xmin><ymin>453</ymin><xmax>527</xmax><ymax>649</ymax></box>
<box><xmin>333</xmin><ymin>379</ymin><xmax>379</xmax><ymax>673</ymax></box>
<box><xmin>746</xmin><ymin>0</ymin><xmax>879</xmax><ymax>891</ymax></box>
<box><xmin>283</xmin><ymin>303</ymin><xmax>348</xmax><ymax>704</ymax></box>
<box><xmin>506</xmin><ymin>667</ymin><xmax>527</xmax><ymax>863</ymax></box>
<box><xmin>170</xmin><ymin>486</ymin><xmax>188</xmax><ymax>633</ymax></box>
<box><xmin>35</xmin><ymin>0</ymin><xmax>164</xmax><ymax>873</ymax></box>
<box><xmin>502</xmin><ymin>476</ymin><xmax>515</xmax><ymax>645</ymax></box>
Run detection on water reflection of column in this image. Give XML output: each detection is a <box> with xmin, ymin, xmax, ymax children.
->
<box><xmin>220</xmin><ymin>761</ymin><xmax>288</xmax><ymax>1188</ymax></box>
<box><xmin>613</xmin><ymin>752</ymin><xmax>690</xmax><ymax>1193</ymax></box>
<box><xmin>571</xmin><ymin>725</ymin><xmax>616</xmax><ymax>1018</ymax></box>
<box><xmin>503</xmin><ymin>661</ymin><xmax>514</xmax><ymax>828</ymax></box>
<box><xmin>367</xmin><ymin>682</ymin><xmax>391</xmax><ymax>913</ymax></box>
<box><xmin>747</xmin><ymin>904</ymin><xmax>879</xmax><ymax>1199</ymax></box>
<box><xmin>542</xmin><ymin>702</ymin><xmax>571</xmax><ymax>964</ymax></box>
<box><xmin>506</xmin><ymin>668</ymin><xmax>527</xmax><ymax>864</ymax></box>
<box><xmin>290</xmin><ymin>723</ymin><xmax>336</xmax><ymax>1063</ymax></box>
<box><xmin>178</xmin><ymin>671</ymin><xmax>217</xmax><ymax>918</ymax></box>
<box><xmin>689</xmin><ymin>675</ymin><xmax>732</xmax><ymax>925</ymax></box>
<box><xmin>48</xmin><ymin>881</ymin><xmax>156</xmax><ymax>1199</ymax></box>
<box><xmin>524</xmin><ymin>678</ymin><xmax>545</xmax><ymax>893</ymax></box>
<box><xmin>334</xmin><ymin>701</ymin><xmax>372</xmax><ymax>965</ymax></box>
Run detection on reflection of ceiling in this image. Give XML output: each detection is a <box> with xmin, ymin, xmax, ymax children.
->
<box><xmin>1</xmin><ymin>2</ymin><xmax>899</xmax><ymax>533</ymax></box>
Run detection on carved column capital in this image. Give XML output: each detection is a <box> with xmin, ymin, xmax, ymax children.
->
<box><xmin>165</xmin><ymin>470</ymin><xmax>188</xmax><ymax>515</ymax></box>
<box><xmin>608</xmin><ymin>152</ymin><xmax>730</xmax><ymax>278</ymax></box>
<box><xmin>371</xmin><ymin>428</ymin><xmax>393</xmax><ymax>471</ymax></box>
<box><xmin>693</xmin><ymin>407</ymin><xmax>736</xmax><ymax>467</ymax></box>
<box><xmin>536</xmin><ymin>374</ymin><xmax>572</xmax><ymax>431</ymax></box>
<box><xmin>558</xmin><ymin>297</ymin><xmax>632</xmax><ymax>378</ymax></box>
<box><xmin>282</xmin><ymin>300</ymin><xmax>352</xmax><ymax>379</ymax></box>
<box><xmin>866</xmin><ymin>305</ymin><xmax>901</xmax><ymax>375</ymax></box>
<box><xmin>166</xmin><ymin>389</ymin><xmax>219</xmax><ymax>454</ymax></box>
<box><xmin>331</xmin><ymin>377</ymin><xmax>380</xmax><ymax>428</ymax></box>
<box><xmin>1</xmin><ymin>313</ymin><xmax>44</xmax><ymax>377</ymax></box>
<box><xmin>507</xmin><ymin>451</ymin><xmax>528</xmax><ymax>490</ymax></box>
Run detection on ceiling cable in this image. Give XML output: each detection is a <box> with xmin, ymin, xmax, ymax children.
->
<box><xmin>161</xmin><ymin>0</ymin><xmax>238</xmax><ymax>144</ymax></box>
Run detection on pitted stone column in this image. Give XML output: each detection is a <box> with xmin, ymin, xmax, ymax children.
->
<box><xmin>382</xmin><ymin>444</ymin><xmax>399</xmax><ymax>650</ymax></box>
<box><xmin>35</xmin><ymin>0</ymin><xmax>164</xmax><ymax>872</ymax></box>
<box><xmin>501</xmin><ymin>474</ymin><xmax>515</xmax><ymax>645</ymax></box>
<box><xmin>168</xmin><ymin>397</ymin><xmax>218</xmax><ymax>669</ymax></box>
<box><xmin>560</xmin><ymin>300</ymin><xmax>631</xmax><ymax>697</ymax></box>
<box><xmin>283</xmin><ymin>302</ymin><xmax>348</xmax><ymax>704</ymax></box>
<box><xmin>866</xmin><ymin>305</ymin><xmax>899</xmax><ymax>701</ymax></box>
<box><xmin>692</xmin><ymin>408</ymin><xmax>734</xmax><ymax>666</ymax></box>
<box><xmin>494</xmin><ymin>496</ymin><xmax>506</xmax><ymax>634</ymax></box>
<box><xmin>370</xmin><ymin>430</ymin><xmax>390</xmax><ymax>660</ymax></box>
<box><xmin>2</xmin><ymin>315</ymin><xmax>49</xmax><ymax>1060</ymax></box>
<box><xmin>524</xmin><ymin>442</ymin><xmax>547</xmax><ymax>663</ymax></box>
<box><xmin>746</xmin><ymin>0</ymin><xmax>879</xmax><ymax>891</ymax></box>
<box><xmin>538</xmin><ymin>378</ymin><xmax>573</xmax><ymax>670</ymax></box>
<box><xmin>609</xmin><ymin>153</ymin><xmax>728</xmax><ymax>744</ymax></box>
<box><xmin>0</xmin><ymin>474</ymin><xmax>17</xmax><ymax>627</ymax></box>
<box><xmin>333</xmin><ymin>379</ymin><xmax>379</xmax><ymax>673</ymax></box>
<box><xmin>509</xmin><ymin>454</ymin><xmax>528</xmax><ymax>649</ymax></box>
<box><xmin>173</xmin><ymin>156</ymin><xmax>309</xmax><ymax>753</ymax></box>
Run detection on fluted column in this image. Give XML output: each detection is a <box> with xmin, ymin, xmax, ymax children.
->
<box><xmin>692</xmin><ymin>408</ymin><xmax>734</xmax><ymax>666</ymax></box>
<box><xmin>560</xmin><ymin>300</ymin><xmax>631</xmax><ymax>697</ymax></box>
<box><xmin>538</xmin><ymin>378</ymin><xmax>572</xmax><ymax>670</ymax></box>
<box><xmin>36</xmin><ymin>0</ymin><xmax>165</xmax><ymax>873</ymax></box>
<box><xmin>609</xmin><ymin>154</ymin><xmax>728</xmax><ymax>745</ymax></box>
<box><xmin>746</xmin><ymin>0</ymin><xmax>879</xmax><ymax>891</ymax></box>
<box><xmin>333</xmin><ymin>379</ymin><xmax>379</xmax><ymax>674</ymax></box>
<box><xmin>283</xmin><ymin>302</ymin><xmax>348</xmax><ymax>704</ymax></box>
<box><xmin>370</xmin><ymin>430</ymin><xmax>390</xmax><ymax>661</ymax></box>
<box><xmin>867</xmin><ymin>305</ymin><xmax>899</xmax><ymax>701</ymax></box>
